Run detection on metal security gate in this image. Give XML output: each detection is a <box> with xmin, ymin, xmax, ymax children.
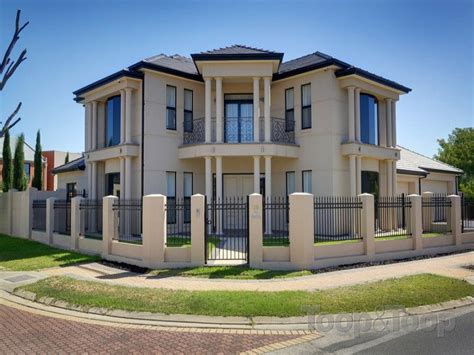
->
<box><xmin>205</xmin><ymin>197</ymin><xmax>249</xmax><ymax>264</ymax></box>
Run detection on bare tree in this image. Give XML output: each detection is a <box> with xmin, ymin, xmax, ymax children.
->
<box><xmin>0</xmin><ymin>9</ymin><xmax>29</xmax><ymax>137</ymax></box>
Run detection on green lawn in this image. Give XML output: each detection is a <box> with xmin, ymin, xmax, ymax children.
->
<box><xmin>0</xmin><ymin>234</ymin><xmax>100</xmax><ymax>271</ymax></box>
<box><xmin>315</xmin><ymin>239</ymin><xmax>361</xmax><ymax>246</ymax></box>
<box><xmin>422</xmin><ymin>232</ymin><xmax>448</xmax><ymax>238</ymax></box>
<box><xmin>19</xmin><ymin>274</ymin><xmax>474</xmax><ymax>317</ymax></box>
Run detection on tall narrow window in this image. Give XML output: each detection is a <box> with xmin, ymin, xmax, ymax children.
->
<box><xmin>105</xmin><ymin>96</ymin><xmax>121</xmax><ymax>147</ymax></box>
<box><xmin>183</xmin><ymin>172</ymin><xmax>193</xmax><ymax>223</ymax></box>
<box><xmin>301</xmin><ymin>84</ymin><xmax>312</xmax><ymax>129</ymax></box>
<box><xmin>183</xmin><ymin>89</ymin><xmax>193</xmax><ymax>133</ymax></box>
<box><xmin>286</xmin><ymin>171</ymin><xmax>295</xmax><ymax>195</ymax></box>
<box><xmin>360</xmin><ymin>94</ymin><xmax>379</xmax><ymax>145</ymax></box>
<box><xmin>285</xmin><ymin>88</ymin><xmax>295</xmax><ymax>132</ymax></box>
<box><xmin>166</xmin><ymin>171</ymin><xmax>176</xmax><ymax>224</ymax></box>
<box><xmin>302</xmin><ymin>170</ymin><xmax>312</xmax><ymax>193</ymax></box>
<box><xmin>166</xmin><ymin>85</ymin><xmax>176</xmax><ymax>130</ymax></box>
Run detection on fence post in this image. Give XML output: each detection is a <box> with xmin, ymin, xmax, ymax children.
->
<box><xmin>25</xmin><ymin>188</ymin><xmax>37</xmax><ymax>239</ymax></box>
<box><xmin>289</xmin><ymin>193</ymin><xmax>314</xmax><ymax>269</ymax></box>
<box><xmin>249</xmin><ymin>193</ymin><xmax>263</xmax><ymax>268</ymax></box>
<box><xmin>408</xmin><ymin>194</ymin><xmax>422</xmax><ymax>250</ymax></box>
<box><xmin>191</xmin><ymin>194</ymin><xmax>205</xmax><ymax>266</ymax></box>
<box><xmin>102</xmin><ymin>196</ymin><xmax>118</xmax><ymax>257</ymax></box>
<box><xmin>46</xmin><ymin>197</ymin><xmax>56</xmax><ymax>245</ymax></box>
<box><xmin>142</xmin><ymin>194</ymin><xmax>166</xmax><ymax>266</ymax></box>
<box><xmin>70</xmin><ymin>196</ymin><xmax>82</xmax><ymax>250</ymax></box>
<box><xmin>359</xmin><ymin>193</ymin><xmax>375</xmax><ymax>256</ymax></box>
<box><xmin>448</xmin><ymin>195</ymin><xmax>462</xmax><ymax>245</ymax></box>
<box><xmin>421</xmin><ymin>191</ymin><xmax>433</xmax><ymax>232</ymax></box>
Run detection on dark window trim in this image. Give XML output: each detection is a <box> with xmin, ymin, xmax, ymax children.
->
<box><xmin>285</xmin><ymin>171</ymin><xmax>295</xmax><ymax>196</ymax></box>
<box><xmin>105</xmin><ymin>95</ymin><xmax>121</xmax><ymax>147</ymax></box>
<box><xmin>184</xmin><ymin>89</ymin><xmax>193</xmax><ymax>133</ymax></box>
<box><xmin>301</xmin><ymin>83</ymin><xmax>312</xmax><ymax>130</ymax></box>
<box><xmin>302</xmin><ymin>170</ymin><xmax>312</xmax><ymax>193</ymax></box>
<box><xmin>166</xmin><ymin>85</ymin><xmax>177</xmax><ymax>130</ymax></box>
<box><xmin>285</xmin><ymin>87</ymin><xmax>295</xmax><ymax>132</ymax></box>
<box><xmin>359</xmin><ymin>92</ymin><xmax>379</xmax><ymax>146</ymax></box>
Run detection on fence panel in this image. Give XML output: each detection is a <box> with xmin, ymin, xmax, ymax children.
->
<box><xmin>422</xmin><ymin>194</ymin><xmax>451</xmax><ymax>234</ymax></box>
<box><xmin>461</xmin><ymin>196</ymin><xmax>474</xmax><ymax>233</ymax></box>
<box><xmin>32</xmin><ymin>200</ymin><xmax>46</xmax><ymax>232</ymax></box>
<box><xmin>166</xmin><ymin>198</ymin><xmax>191</xmax><ymax>246</ymax></box>
<box><xmin>112</xmin><ymin>200</ymin><xmax>142</xmax><ymax>244</ymax></box>
<box><xmin>314</xmin><ymin>196</ymin><xmax>362</xmax><ymax>242</ymax></box>
<box><xmin>53</xmin><ymin>200</ymin><xmax>71</xmax><ymax>235</ymax></box>
<box><xmin>375</xmin><ymin>194</ymin><xmax>412</xmax><ymax>238</ymax></box>
<box><xmin>79</xmin><ymin>199</ymin><xmax>103</xmax><ymax>239</ymax></box>
<box><xmin>263</xmin><ymin>197</ymin><xmax>289</xmax><ymax>246</ymax></box>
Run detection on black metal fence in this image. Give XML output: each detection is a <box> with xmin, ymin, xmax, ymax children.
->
<box><xmin>263</xmin><ymin>197</ymin><xmax>289</xmax><ymax>245</ymax></box>
<box><xmin>374</xmin><ymin>194</ymin><xmax>412</xmax><ymax>238</ymax></box>
<box><xmin>79</xmin><ymin>199</ymin><xmax>103</xmax><ymax>239</ymax></box>
<box><xmin>53</xmin><ymin>200</ymin><xmax>71</xmax><ymax>235</ymax></box>
<box><xmin>461</xmin><ymin>195</ymin><xmax>474</xmax><ymax>233</ymax></box>
<box><xmin>113</xmin><ymin>200</ymin><xmax>142</xmax><ymax>244</ymax></box>
<box><xmin>422</xmin><ymin>194</ymin><xmax>451</xmax><ymax>234</ymax></box>
<box><xmin>314</xmin><ymin>196</ymin><xmax>362</xmax><ymax>242</ymax></box>
<box><xmin>32</xmin><ymin>200</ymin><xmax>46</xmax><ymax>232</ymax></box>
<box><xmin>166</xmin><ymin>198</ymin><xmax>191</xmax><ymax>247</ymax></box>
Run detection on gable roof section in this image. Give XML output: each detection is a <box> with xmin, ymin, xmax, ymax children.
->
<box><xmin>397</xmin><ymin>145</ymin><xmax>463</xmax><ymax>176</ymax></box>
<box><xmin>191</xmin><ymin>44</ymin><xmax>284</xmax><ymax>61</ymax></box>
<box><xmin>52</xmin><ymin>156</ymin><xmax>85</xmax><ymax>174</ymax></box>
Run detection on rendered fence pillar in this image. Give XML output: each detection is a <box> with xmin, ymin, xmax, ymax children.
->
<box><xmin>142</xmin><ymin>194</ymin><xmax>166</xmax><ymax>266</ymax></box>
<box><xmin>46</xmin><ymin>197</ymin><xmax>57</xmax><ymax>245</ymax></box>
<box><xmin>289</xmin><ymin>193</ymin><xmax>314</xmax><ymax>269</ymax></box>
<box><xmin>448</xmin><ymin>195</ymin><xmax>462</xmax><ymax>245</ymax></box>
<box><xmin>422</xmin><ymin>192</ymin><xmax>433</xmax><ymax>232</ymax></box>
<box><xmin>249</xmin><ymin>193</ymin><xmax>263</xmax><ymax>268</ymax></box>
<box><xmin>70</xmin><ymin>196</ymin><xmax>82</xmax><ymax>250</ymax></box>
<box><xmin>359</xmin><ymin>193</ymin><xmax>375</xmax><ymax>256</ymax></box>
<box><xmin>191</xmin><ymin>194</ymin><xmax>205</xmax><ymax>265</ymax></box>
<box><xmin>408</xmin><ymin>194</ymin><xmax>422</xmax><ymax>250</ymax></box>
<box><xmin>25</xmin><ymin>188</ymin><xmax>37</xmax><ymax>239</ymax></box>
<box><xmin>102</xmin><ymin>196</ymin><xmax>118</xmax><ymax>257</ymax></box>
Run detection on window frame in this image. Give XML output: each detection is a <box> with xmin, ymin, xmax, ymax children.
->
<box><xmin>302</xmin><ymin>170</ymin><xmax>312</xmax><ymax>193</ymax></box>
<box><xmin>166</xmin><ymin>85</ymin><xmax>177</xmax><ymax>131</ymax></box>
<box><xmin>301</xmin><ymin>83</ymin><xmax>312</xmax><ymax>130</ymax></box>
<box><xmin>359</xmin><ymin>93</ymin><xmax>379</xmax><ymax>146</ymax></box>
<box><xmin>105</xmin><ymin>95</ymin><xmax>121</xmax><ymax>147</ymax></box>
<box><xmin>166</xmin><ymin>171</ymin><xmax>177</xmax><ymax>224</ymax></box>
<box><xmin>286</xmin><ymin>171</ymin><xmax>296</xmax><ymax>196</ymax></box>
<box><xmin>183</xmin><ymin>89</ymin><xmax>193</xmax><ymax>133</ymax></box>
<box><xmin>285</xmin><ymin>87</ymin><xmax>295</xmax><ymax>132</ymax></box>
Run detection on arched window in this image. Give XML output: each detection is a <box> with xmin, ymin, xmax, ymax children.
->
<box><xmin>360</xmin><ymin>94</ymin><xmax>378</xmax><ymax>145</ymax></box>
<box><xmin>105</xmin><ymin>96</ymin><xmax>121</xmax><ymax>147</ymax></box>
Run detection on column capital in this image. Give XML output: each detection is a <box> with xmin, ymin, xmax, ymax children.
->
<box><xmin>214</xmin><ymin>77</ymin><xmax>222</xmax><ymax>81</ymax></box>
<box><xmin>203</xmin><ymin>77</ymin><xmax>212</xmax><ymax>82</ymax></box>
<box><xmin>124</xmin><ymin>87</ymin><xmax>134</xmax><ymax>93</ymax></box>
<box><xmin>253</xmin><ymin>76</ymin><xmax>260</xmax><ymax>81</ymax></box>
<box><xmin>347</xmin><ymin>85</ymin><xmax>356</xmax><ymax>91</ymax></box>
<box><xmin>264</xmin><ymin>155</ymin><xmax>272</xmax><ymax>160</ymax></box>
<box><xmin>385</xmin><ymin>97</ymin><xmax>393</xmax><ymax>103</ymax></box>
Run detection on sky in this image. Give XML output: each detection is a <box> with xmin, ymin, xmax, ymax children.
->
<box><xmin>1</xmin><ymin>0</ymin><xmax>473</xmax><ymax>157</ymax></box>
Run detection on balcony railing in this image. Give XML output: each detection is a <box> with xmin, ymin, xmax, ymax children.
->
<box><xmin>183</xmin><ymin>117</ymin><xmax>295</xmax><ymax>145</ymax></box>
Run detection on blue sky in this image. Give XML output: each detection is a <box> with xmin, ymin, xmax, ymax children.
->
<box><xmin>1</xmin><ymin>0</ymin><xmax>472</xmax><ymax>156</ymax></box>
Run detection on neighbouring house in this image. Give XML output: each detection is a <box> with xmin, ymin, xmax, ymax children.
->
<box><xmin>51</xmin><ymin>156</ymin><xmax>87</xmax><ymax>197</ymax></box>
<box><xmin>42</xmin><ymin>150</ymin><xmax>82</xmax><ymax>191</ymax></box>
<box><xmin>69</xmin><ymin>44</ymin><xmax>462</xmax><ymax>202</ymax></box>
<box><xmin>0</xmin><ymin>135</ymin><xmax>47</xmax><ymax>190</ymax></box>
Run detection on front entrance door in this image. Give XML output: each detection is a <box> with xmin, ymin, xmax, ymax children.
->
<box><xmin>224</xmin><ymin>97</ymin><xmax>253</xmax><ymax>143</ymax></box>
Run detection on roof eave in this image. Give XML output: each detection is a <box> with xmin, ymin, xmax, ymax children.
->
<box><xmin>130</xmin><ymin>61</ymin><xmax>203</xmax><ymax>82</ymax></box>
<box><xmin>397</xmin><ymin>168</ymin><xmax>428</xmax><ymax>177</ymax></box>
<box><xmin>420</xmin><ymin>167</ymin><xmax>463</xmax><ymax>175</ymax></box>
<box><xmin>273</xmin><ymin>58</ymin><xmax>348</xmax><ymax>81</ymax></box>
<box><xmin>335</xmin><ymin>67</ymin><xmax>411</xmax><ymax>93</ymax></box>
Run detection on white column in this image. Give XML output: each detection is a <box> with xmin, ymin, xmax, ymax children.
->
<box><xmin>91</xmin><ymin>101</ymin><xmax>98</xmax><ymax>149</ymax></box>
<box><xmin>120</xmin><ymin>90</ymin><xmax>125</xmax><ymax>144</ymax></box>
<box><xmin>85</xmin><ymin>102</ymin><xmax>92</xmax><ymax>151</ymax></box>
<box><xmin>355</xmin><ymin>88</ymin><xmax>361</xmax><ymax>142</ymax></box>
<box><xmin>125</xmin><ymin>156</ymin><xmax>132</xmax><ymax>200</ymax></box>
<box><xmin>205</xmin><ymin>78</ymin><xmax>212</xmax><ymax>143</ymax></box>
<box><xmin>253</xmin><ymin>77</ymin><xmax>260</xmax><ymax>142</ymax></box>
<box><xmin>264</xmin><ymin>156</ymin><xmax>272</xmax><ymax>234</ymax></box>
<box><xmin>264</xmin><ymin>77</ymin><xmax>271</xmax><ymax>142</ymax></box>
<box><xmin>125</xmin><ymin>88</ymin><xmax>133</xmax><ymax>144</ymax></box>
<box><xmin>392</xmin><ymin>100</ymin><xmax>397</xmax><ymax>147</ymax></box>
<box><xmin>120</xmin><ymin>158</ymin><xmax>125</xmax><ymax>199</ymax></box>
<box><xmin>386</xmin><ymin>160</ymin><xmax>393</xmax><ymax>196</ymax></box>
<box><xmin>347</xmin><ymin>86</ymin><xmax>355</xmax><ymax>141</ymax></box>
<box><xmin>386</xmin><ymin>99</ymin><xmax>393</xmax><ymax>147</ymax></box>
<box><xmin>349</xmin><ymin>155</ymin><xmax>356</xmax><ymax>196</ymax></box>
<box><xmin>215</xmin><ymin>77</ymin><xmax>223</xmax><ymax>143</ymax></box>
<box><xmin>205</xmin><ymin>157</ymin><xmax>212</xmax><ymax>201</ymax></box>
<box><xmin>91</xmin><ymin>161</ymin><xmax>97</xmax><ymax>199</ymax></box>
<box><xmin>253</xmin><ymin>156</ymin><xmax>260</xmax><ymax>193</ymax></box>
<box><xmin>391</xmin><ymin>160</ymin><xmax>397</xmax><ymax>196</ymax></box>
<box><xmin>356</xmin><ymin>156</ymin><xmax>362</xmax><ymax>195</ymax></box>
<box><xmin>216</xmin><ymin>156</ymin><xmax>223</xmax><ymax>234</ymax></box>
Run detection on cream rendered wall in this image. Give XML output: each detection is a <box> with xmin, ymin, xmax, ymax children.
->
<box><xmin>57</xmin><ymin>170</ymin><xmax>88</xmax><ymax>193</ymax></box>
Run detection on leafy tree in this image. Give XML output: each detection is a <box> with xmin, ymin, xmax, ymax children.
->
<box><xmin>2</xmin><ymin>129</ymin><xmax>12</xmax><ymax>191</ymax></box>
<box><xmin>32</xmin><ymin>130</ymin><xmax>42</xmax><ymax>190</ymax></box>
<box><xmin>13</xmin><ymin>133</ymin><xmax>26</xmax><ymax>191</ymax></box>
<box><xmin>64</xmin><ymin>152</ymin><xmax>69</xmax><ymax>164</ymax></box>
<box><xmin>435</xmin><ymin>128</ymin><xmax>474</xmax><ymax>197</ymax></box>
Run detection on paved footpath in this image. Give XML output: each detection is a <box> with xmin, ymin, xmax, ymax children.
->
<box><xmin>44</xmin><ymin>251</ymin><xmax>474</xmax><ymax>291</ymax></box>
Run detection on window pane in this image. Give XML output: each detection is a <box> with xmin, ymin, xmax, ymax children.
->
<box><xmin>302</xmin><ymin>84</ymin><xmax>311</xmax><ymax>106</ymax></box>
<box><xmin>302</xmin><ymin>107</ymin><xmax>312</xmax><ymax>129</ymax></box>
<box><xmin>361</xmin><ymin>171</ymin><xmax>379</xmax><ymax>197</ymax></box>
<box><xmin>360</xmin><ymin>94</ymin><xmax>378</xmax><ymax>145</ymax></box>
<box><xmin>184</xmin><ymin>173</ymin><xmax>193</xmax><ymax>197</ymax></box>
<box><xmin>106</xmin><ymin>96</ymin><xmax>121</xmax><ymax>147</ymax></box>
<box><xmin>184</xmin><ymin>111</ymin><xmax>193</xmax><ymax>132</ymax></box>
<box><xmin>285</xmin><ymin>88</ymin><xmax>294</xmax><ymax>109</ymax></box>
<box><xmin>286</xmin><ymin>172</ymin><xmax>295</xmax><ymax>195</ymax></box>
<box><xmin>302</xmin><ymin>171</ymin><xmax>312</xmax><ymax>193</ymax></box>
<box><xmin>166</xmin><ymin>172</ymin><xmax>176</xmax><ymax>197</ymax></box>
<box><xmin>184</xmin><ymin>90</ymin><xmax>193</xmax><ymax>111</ymax></box>
<box><xmin>285</xmin><ymin>110</ymin><xmax>295</xmax><ymax>131</ymax></box>
<box><xmin>166</xmin><ymin>108</ymin><xmax>176</xmax><ymax>130</ymax></box>
<box><xmin>166</xmin><ymin>86</ymin><xmax>176</xmax><ymax>108</ymax></box>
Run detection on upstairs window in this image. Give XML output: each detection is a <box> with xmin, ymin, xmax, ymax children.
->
<box><xmin>166</xmin><ymin>85</ymin><xmax>177</xmax><ymax>130</ymax></box>
<box><xmin>105</xmin><ymin>96</ymin><xmax>121</xmax><ymax>147</ymax></box>
<box><xmin>184</xmin><ymin>89</ymin><xmax>193</xmax><ymax>133</ymax></box>
<box><xmin>301</xmin><ymin>84</ymin><xmax>312</xmax><ymax>129</ymax></box>
<box><xmin>285</xmin><ymin>88</ymin><xmax>295</xmax><ymax>132</ymax></box>
<box><xmin>360</xmin><ymin>94</ymin><xmax>379</xmax><ymax>145</ymax></box>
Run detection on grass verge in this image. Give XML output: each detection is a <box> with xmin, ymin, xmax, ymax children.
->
<box><xmin>0</xmin><ymin>234</ymin><xmax>100</xmax><ymax>271</ymax></box>
<box><xmin>19</xmin><ymin>274</ymin><xmax>474</xmax><ymax>317</ymax></box>
<box><xmin>422</xmin><ymin>232</ymin><xmax>448</xmax><ymax>238</ymax></box>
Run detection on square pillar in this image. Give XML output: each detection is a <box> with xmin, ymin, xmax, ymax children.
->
<box><xmin>125</xmin><ymin>157</ymin><xmax>132</xmax><ymax>200</ymax></box>
<box><xmin>359</xmin><ymin>193</ymin><xmax>375</xmax><ymax>256</ymax></box>
<box><xmin>46</xmin><ymin>197</ymin><xmax>57</xmax><ymax>245</ymax></box>
<box><xmin>289</xmin><ymin>193</ymin><xmax>314</xmax><ymax>269</ymax></box>
<box><xmin>71</xmin><ymin>196</ymin><xmax>82</xmax><ymax>250</ymax></box>
<box><xmin>253</xmin><ymin>77</ymin><xmax>260</xmax><ymax>142</ymax></box>
<box><xmin>264</xmin><ymin>156</ymin><xmax>272</xmax><ymax>234</ymax></box>
<box><xmin>125</xmin><ymin>88</ymin><xmax>133</xmax><ymax>144</ymax></box>
<box><xmin>391</xmin><ymin>100</ymin><xmax>397</xmax><ymax>147</ymax></box>
<box><xmin>264</xmin><ymin>77</ymin><xmax>271</xmax><ymax>142</ymax></box>
<box><xmin>355</xmin><ymin>88</ymin><xmax>361</xmax><ymax>141</ymax></box>
<box><xmin>120</xmin><ymin>89</ymin><xmax>125</xmax><ymax>144</ymax></box>
<box><xmin>215</xmin><ymin>156</ymin><xmax>223</xmax><ymax>234</ymax></box>
<box><xmin>102</xmin><ymin>195</ymin><xmax>118</xmax><ymax>257</ymax></box>
<box><xmin>349</xmin><ymin>155</ymin><xmax>356</xmax><ymax>196</ymax></box>
<box><xmin>386</xmin><ymin>160</ymin><xmax>393</xmax><ymax>196</ymax></box>
<box><xmin>253</xmin><ymin>156</ymin><xmax>260</xmax><ymax>193</ymax></box>
<box><xmin>408</xmin><ymin>194</ymin><xmax>422</xmax><ymax>250</ymax></box>
<box><xmin>249</xmin><ymin>193</ymin><xmax>263</xmax><ymax>268</ymax></box>
<box><xmin>386</xmin><ymin>98</ymin><xmax>393</xmax><ymax>147</ymax></box>
<box><xmin>85</xmin><ymin>102</ymin><xmax>92</xmax><ymax>151</ymax></box>
<box><xmin>142</xmin><ymin>194</ymin><xmax>166</xmax><ymax>266</ymax></box>
<box><xmin>215</xmin><ymin>77</ymin><xmax>223</xmax><ymax>143</ymax></box>
<box><xmin>204</xmin><ymin>78</ymin><xmax>212</xmax><ymax>143</ymax></box>
<box><xmin>347</xmin><ymin>86</ymin><xmax>355</xmax><ymax>141</ymax></box>
<box><xmin>191</xmin><ymin>194</ymin><xmax>205</xmax><ymax>265</ymax></box>
<box><xmin>448</xmin><ymin>195</ymin><xmax>461</xmax><ymax>245</ymax></box>
<box><xmin>90</xmin><ymin>161</ymin><xmax>97</xmax><ymax>200</ymax></box>
<box><xmin>391</xmin><ymin>160</ymin><xmax>397</xmax><ymax>196</ymax></box>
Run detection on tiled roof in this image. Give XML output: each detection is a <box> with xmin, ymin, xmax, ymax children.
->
<box><xmin>144</xmin><ymin>54</ymin><xmax>198</xmax><ymax>75</ymax></box>
<box><xmin>198</xmin><ymin>45</ymin><xmax>277</xmax><ymax>55</ymax></box>
<box><xmin>397</xmin><ymin>146</ymin><xmax>463</xmax><ymax>175</ymax></box>
<box><xmin>52</xmin><ymin>156</ymin><xmax>85</xmax><ymax>174</ymax></box>
<box><xmin>278</xmin><ymin>52</ymin><xmax>330</xmax><ymax>74</ymax></box>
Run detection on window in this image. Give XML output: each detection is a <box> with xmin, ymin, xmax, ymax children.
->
<box><xmin>105</xmin><ymin>96</ymin><xmax>121</xmax><ymax>147</ymax></box>
<box><xmin>184</xmin><ymin>89</ymin><xmax>193</xmax><ymax>133</ymax></box>
<box><xmin>360</xmin><ymin>94</ymin><xmax>379</xmax><ymax>145</ymax></box>
<box><xmin>183</xmin><ymin>172</ymin><xmax>193</xmax><ymax>223</ymax></box>
<box><xmin>166</xmin><ymin>171</ymin><xmax>176</xmax><ymax>224</ymax></box>
<box><xmin>361</xmin><ymin>171</ymin><xmax>379</xmax><ymax>197</ymax></box>
<box><xmin>24</xmin><ymin>163</ymin><xmax>30</xmax><ymax>181</ymax></box>
<box><xmin>285</xmin><ymin>88</ymin><xmax>295</xmax><ymax>132</ymax></box>
<box><xmin>66</xmin><ymin>182</ymin><xmax>77</xmax><ymax>200</ymax></box>
<box><xmin>166</xmin><ymin>85</ymin><xmax>177</xmax><ymax>130</ymax></box>
<box><xmin>301</xmin><ymin>84</ymin><xmax>312</xmax><ymax>129</ymax></box>
<box><xmin>106</xmin><ymin>173</ymin><xmax>120</xmax><ymax>197</ymax></box>
<box><xmin>286</xmin><ymin>171</ymin><xmax>295</xmax><ymax>195</ymax></box>
<box><xmin>302</xmin><ymin>170</ymin><xmax>312</xmax><ymax>193</ymax></box>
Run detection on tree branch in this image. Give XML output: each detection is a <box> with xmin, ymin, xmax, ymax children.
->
<box><xmin>0</xmin><ymin>49</ymin><xmax>26</xmax><ymax>91</ymax></box>
<box><xmin>0</xmin><ymin>9</ymin><xmax>29</xmax><ymax>76</ymax></box>
<box><xmin>0</xmin><ymin>102</ymin><xmax>22</xmax><ymax>137</ymax></box>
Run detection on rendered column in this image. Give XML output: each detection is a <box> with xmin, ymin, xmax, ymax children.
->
<box><xmin>289</xmin><ymin>193</ymin><xmax>314</xmax><ymax>269</ymax></box>
<box><xmin>386</xmin><ymin>99</ymin><xmax>393</xmax><ymax>147</ymax></box>
<box><xmin>391</xmin><ymin>160</ymin><xmax>397</xmax><ymax>196</ymax></box>
<box><xmin>85</xmin><ymin>102</ymin><xmax>92</xmax><ymax>151</ymax></box>
<box><xmin>142</xmin><ymin>194</ymin><xmax>166</xmax><ymax>267</ymax></box>
<box><xmin>249</xmin><ymin>193</ymin><xmax>263</xmax><ymax>268</ymax></box>
<box><xmin>253</xmin><ymin>77</ymin><xmax>260</xmax><ymax>142</ymax></box>
<box><xmin>204</xmin><ymin>77</ymin><xmax>211</xmax><ymax>143</ymax></box>
<box><xmin>264</xmin><ymin>77</ymin><xmax>271</xmax><ymax>142</ymax></box>
<box><xmin>46</xmin><ymin>197</ymin><xmax>57</xmax><ymax>245</ymax></box>
<box><xmin>349</xmin><ymin>155</ymin><xmax>356</xmax><ymax>196</ymax></box>
<box><xmin>102</xmin><ymin>195</ymin><xmax>118</xmax><ymax>257</ymax></box>
<box><xmin>347</xmin><ymin>86</ymin><xmax>355</xmax><ymax>141</ymax></box>
<box><xmin>392</xmin><ymin>100</ymin><xmax>397</xmax><ymax>146</ymax></box>
<box><xmin>448</xmin><ymin>195</ymin><xmax>461</xmax><ymax>245</ymax></box>
<box><xmin>91</xmin><ymin>101</ymin><xmax>98</xmax><ymax>149</ymax></box>
<box><xmin>125</xmin><ymin>157</ymin><xmax>132</xmax><ymax>200</ymax></box>
<box><xmin>191</xmin><ymin>194</ymin><xmax>205</xmax><ymax>265</ymax></box>
<box><xmin>71</xmin><ymin>196</ymin><xmax>82</xmax><ymax>250</ymax></box>
<box><xmin>356</xmin><ymin>156</ymin><xmax>362</xmax><ymax>195</ymax></box>
<box><xmin>264</xmin><ymin>156</ymin><xmax>272</xmax><ymax>234</ymax></box>
<box><xmin>91</xmin><ymin>162</ymin><xmax>97</xmax><ymax>199</ymax></box>
<box><xmin>359</xmin><ymin>193</ymin><xmax>375</xmax><ymax>256</ymax></box>
<box><xmin>120</xmin><ymin>158</ymin><xmax>125</xmax><ymax>199</ymax></box>
<box><xmin>253</xmin><ymin>156</ymin><xmax>260</xmax><ymax>193</ymax></box>
<box><xmin>386</xmin><ymin>160</ymin><xmax>393</xmax><ymax>196</ymax></box>
<box><xmin>125</xmin><ymin>88</ymin><xmax>133</xmax><ymax>144</ymax></box>
<box><xmin>216</xmin><ymin>156</ymin><xmax>223</xmax><ymax>234</ymax></box>
<box><xmin>355</xmin><ymin>88</ymin><xmax>361</xmax><ymax>141</ymax></box>
<box><xmin>205</xmin><ymin>157</ymin><xmax>212</xmax><ymax>201</ymax></box>
<box><xmin>215</xmin><ymin>77</ymin><xmax>223</xmax><ymax>143</ymax></box>
<box><xmin>120</xmin><ymin>89</ymin><xmax>125</xmax><ymax>144</ymax></box>
<box><xmin>408</xmin><ymin>194</ymin><xmax>422</xmax><ymax>250</ymax></box>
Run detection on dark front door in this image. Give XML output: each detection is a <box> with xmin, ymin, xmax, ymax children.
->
<box><xmin>224</xmin><ymin>100</ymin><xmax>253</xmax><ymax>143</ymax></box>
